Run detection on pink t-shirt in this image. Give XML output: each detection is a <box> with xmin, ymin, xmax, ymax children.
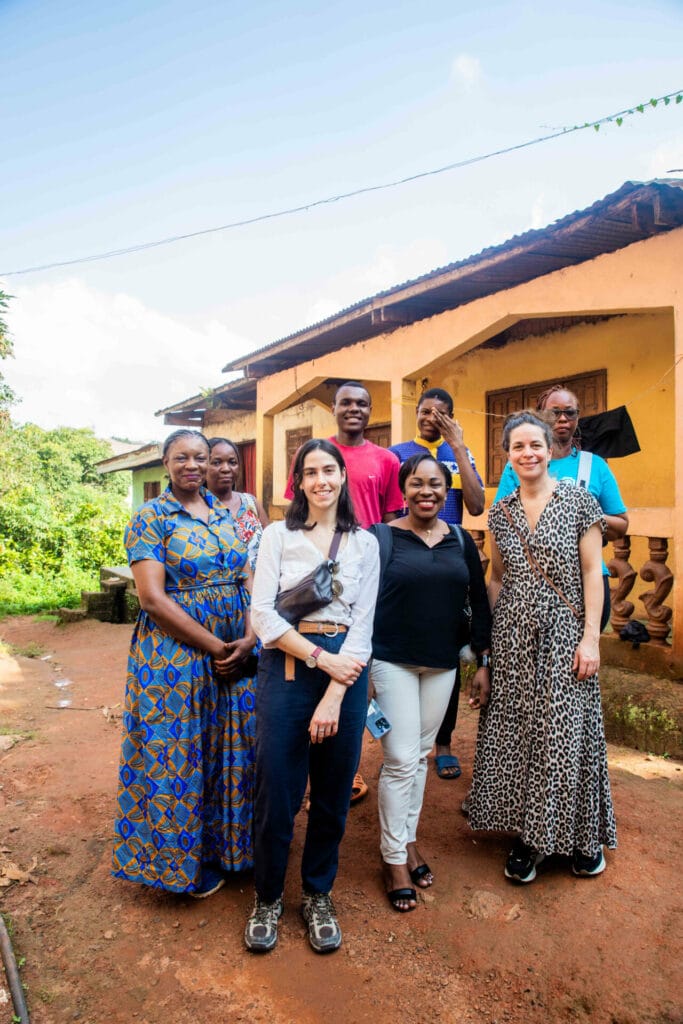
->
<box><xmin>284</xmin><ymin>437</ymin><xmax>403</xmax><ymax>528</ymax></box>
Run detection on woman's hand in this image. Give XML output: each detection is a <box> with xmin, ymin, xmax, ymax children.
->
<box><xmin>215</xmin><ymin>635</ymin><xmax>255</xmax><ymax>669</ymax></box>
<box><xmin>309</xmin><ymin>683</ymin><xmax>345</xmax><ymax>743</ymax></box>
<box><xmin>573</xmin><ymin>637</ymin><xmax>600</xmax><ymax>680</ymax></box>
<box><xmin>316</xmin><ymin>650</ymin><xmax>366</xmax><ymax>686</ymax></box>
<box><xmin>468</xmin><ymin>667</ymin><xmax>491</xmax><ymax>709</ymax></box>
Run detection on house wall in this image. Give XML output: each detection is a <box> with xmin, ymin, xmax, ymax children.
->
<box><xmin>203</xmin><ymin>408</ymin><xmax>256</xmax><ymax>442</ymax></box>
<box><xmin>132</xmin><ymin>465</ymin><xmax>167</xmax><ymax>509</ymax></box>
<box><xmin>273</xmin><ymin>399</ymin><xmax>336</xmax><ymax>502</ymax></box>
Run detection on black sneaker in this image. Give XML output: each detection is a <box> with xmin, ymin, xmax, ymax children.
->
<box><xmin>244</xmin><ymin>895</ymin><xmax>283</xmax><ymax>952</ymax></box>
<box><xmin>572</xmin><ymin>846</ymin><xmax>606</xmax><ymax>877</ymax></box>
<box><xmin>504</xmin><ymin>838</ymin><xmax>545</xmax><ymax>884</ymax></box>
<box><xmin>301</xmin><ymin>891</ymin><xmax>342</xmax><ymax>953</ymax></box>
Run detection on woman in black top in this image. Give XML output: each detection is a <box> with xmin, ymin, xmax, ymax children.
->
<box><xmin>370</xmin><ymin>454</ymin><xmax>491</xmax><ymax>911</ymax></box>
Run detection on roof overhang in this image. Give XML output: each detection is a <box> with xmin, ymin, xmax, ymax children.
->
<box><xmin>96</xmin><ymin>442</ymin><xmax>162</xmax><ymax>474</ymax></box>
<box><xmin>156</xmin><ymin>376</ymin><xmax>258</xmax><ymax>425</ymax></box>
<box><xmin>222</xmin><ymin>179</ymin><xmax>683</xmax><ymax>379</ymax></box>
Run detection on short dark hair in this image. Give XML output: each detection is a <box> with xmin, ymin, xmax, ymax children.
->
<box><xmin>398</xmin><ymin>453</ymin><xmax>452</xmax><ymax>493</ymax></box>
<box><xmin>418</xmin><ymin>387</ymin><xmax>454</xmax><ymax>415</ymax></box>
<box><xmin>333</xmin><ymin>381</ymin><xmax>371</xmax><ymax>403</ymax></box>
<box><xmin>162</xmin><ymin>429</ymin><xmax>210</xmax><ymax>458</ymax></box>
<box><xmin>285</xmin><ymin>438</ymin><xmax>359</xmax><ymax>532</ymax></box>
<box><xmin>501</xmin><ymin>410</ymin><xmax>553</xmax><ymax>451</ymax></box>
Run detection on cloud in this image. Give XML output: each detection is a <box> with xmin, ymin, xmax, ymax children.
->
<box><xmin>2</xmin><ymin>277</ymin><xmax>255</xmax><ymax>442</ymax></box>
<box><xmin>450</xmin><ymin>53</ymin><xmax>482</xmax><ymax>92</ymax></box>
<box><xmin>646</xmin><ymin>140</ymin><xmax>683</xmax><ymax>178</ymax></box>
<box><xmin>303</xmin><ymin>239</ymin><xmax>450</xmax><ymax>327</ymax></box>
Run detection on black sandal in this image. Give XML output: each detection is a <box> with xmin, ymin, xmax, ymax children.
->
<box><xmin>409</xmin><ymin>863</ymin><xmax>433</xmax><ymax>887</ymax></box>
<box><xmin>387</xmin><ymin>887</ymin><xmax>417</xmax><ymax>912</ymax></box>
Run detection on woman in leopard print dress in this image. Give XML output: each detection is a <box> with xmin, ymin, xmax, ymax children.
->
<box><xmin>468</xmin><ymin>411</ymin><xmax>617</xmax><ymax>883</ymax></box>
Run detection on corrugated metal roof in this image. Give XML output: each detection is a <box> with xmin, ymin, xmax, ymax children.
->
<box><xmin>223</xmin><ymin>178</ymin><xmax>683</xmax><ymax>376</ymax></box>
<box><xmin>156</xmin><ymin>375</ymin><xmax>257</xmax><ymax>419</ymax></box>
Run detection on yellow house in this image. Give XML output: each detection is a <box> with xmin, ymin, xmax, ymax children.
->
<box><xmin>162</xmin><ymin>179</ymin><xmax>683</xmax><ymax>674</ymax></box>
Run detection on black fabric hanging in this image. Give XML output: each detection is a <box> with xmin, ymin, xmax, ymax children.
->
<box><xmin>577</xmin><ymin>405</ymin><xmax>641</xmax><ymax>459</ymax></box>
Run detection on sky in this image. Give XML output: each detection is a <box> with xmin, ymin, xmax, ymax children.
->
<box><xmin>1</xmin><ymin>0</ymin><xmax>682</xmax><ymax>442</ymax></box>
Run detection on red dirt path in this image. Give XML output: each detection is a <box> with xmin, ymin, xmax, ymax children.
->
<box><xmin>0</xmin><ymin>616</ymin><xmax>681</xmax><ymax>1024</ymax></box>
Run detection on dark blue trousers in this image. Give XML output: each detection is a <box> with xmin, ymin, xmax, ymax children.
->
<box><xmin>253</xmin><ymin>634</ymin><xmax>367</xmax><ymax>902</ymax></box>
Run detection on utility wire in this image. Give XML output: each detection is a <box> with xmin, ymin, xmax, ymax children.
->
<box><xmin>2</xmin><ymin>89</ymin><xmax>681</xmax><ymax>278</ymax></box>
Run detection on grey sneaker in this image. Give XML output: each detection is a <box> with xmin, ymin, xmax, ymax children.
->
<box><xmin>244</xmin><ymin>895</ymin><xmax>283</xmax><ymax>953</ymax></box>
<box><xmin>301</xmin><ymin>891</ymin><xmax>342</xmax><ymax>953</ymax></box>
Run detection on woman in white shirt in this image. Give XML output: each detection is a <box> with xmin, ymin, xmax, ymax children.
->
<box><xmin>244</xmin><ymin>439</ymin><xmax>380</xmax><ymax>956</ymax></box>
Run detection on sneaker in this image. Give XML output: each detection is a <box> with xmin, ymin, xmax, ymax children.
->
<box><xmin>504</xmin><ymin>838</ymin><xmax>545</xmax><ymax>884</ymax></box>
<box><xmin>301</xmin><ymin>891</ymin><xmax>342</xmax><ymax>954</ymax></box>
<box><xmin>244</xmin><ymin>895</ymin><xmax>283</xmax><ymax>953</ymax></box>
<box><xmin>188</xmin><ymin>865</ymin><xmax>226</xmax><ymax>899</ymax></box>
<box><xmin>572</xmin><ymin>846</ymin><xmax>606</xmax><ymax>877</ymax></box>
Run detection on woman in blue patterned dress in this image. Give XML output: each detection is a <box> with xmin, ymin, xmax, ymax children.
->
<box><xmin>112</xmin><ymin>429</ymin><xmax>257</xmax><ymax>897</ymax></box>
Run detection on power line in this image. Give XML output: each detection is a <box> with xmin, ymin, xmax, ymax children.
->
<box><xmin>2</xmin><ymin>89</ymin><xmax>681</xmax><ymax>278</ymax></box>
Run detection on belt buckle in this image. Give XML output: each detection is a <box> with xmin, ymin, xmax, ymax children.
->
<box><xmin>322</xmin><ymin>623</ymin><xmax>339</xmax><ymax>638</ymax></box>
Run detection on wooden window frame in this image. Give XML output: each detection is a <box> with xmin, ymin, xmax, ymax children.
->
<box><xmin>485</xmin><ymin>369</ymin><xmax>607</xmax><ymax>486</ymax></box>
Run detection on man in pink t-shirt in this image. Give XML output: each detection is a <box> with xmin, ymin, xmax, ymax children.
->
<box><xmin>284</xmin><ymin>381</ymin><xmax>403</xmax><ymax>805</ymax></box>
<box><xmin>284</xmin><ymin>382</ymin><xmax>403</xmax><ymax>528</ymax></box>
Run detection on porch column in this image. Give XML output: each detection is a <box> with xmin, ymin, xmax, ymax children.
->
<box><xmin>391</xmin><ymin>377</ymin><xmax>417</xmax><ymax>446</ymax></box>
<box><xmin>673</xmin><ymin>303</ymin><xmax>683</xmax><ymax>670</ymax></box>
<box><xmin>255</xmin><ymin>382</ymin><xmax>274</xmax><ymax>515</ymax></box>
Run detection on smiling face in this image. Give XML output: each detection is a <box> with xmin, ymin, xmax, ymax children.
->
<box><xmin>416</xmin><ymin>396</ymin><xmax>451</xmax><ymax>442</ymax></box>
<box><xmin>507</xmin><ymin>423</ymin><xmax>552</xmax><ymax>482</ymax></box>
<box><xmin>206</xmin><ymin>441</ymin><xmax>240</xmax><ymax>497</ymax></box>
<box><xmin>402</xmin><ymin>457</ymin><xmax>448</xmax><ymax>523</ymax></box>
<box><xmin>299</xmin><ymin>447</ymin><xmax>346</xmax><ymax>514</ymax></box>
<box><xmin>542</xmin><ymin>388</ymin><xmax>580</xmax><ymax>446</ymax></box>
<box><xmin>163</xmin><ymin>434</ymin><xmax>209</xmax><ymax>493</ymax></box>
<box><xmin>331</xmin><ymin>385</ymin><xmax>371</xmax><ymax>440</ymax></box>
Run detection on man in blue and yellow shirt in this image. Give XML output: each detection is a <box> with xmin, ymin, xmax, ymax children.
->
<box><xmin>389</xmin><ymin>387</ymin><xmax>485</xmax><ymax>780</ymax></box>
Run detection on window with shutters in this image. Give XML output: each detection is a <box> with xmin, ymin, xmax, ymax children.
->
<box><xmin>285</xmin><ymin>427</ymin><xmax>313</xmax><ymax>470</ymax></box>
<box><xmin>365</xmin><ymin>422</ymin><xmax>391</xmax><ymax>448</ymax></box>
<box><xmin>143</xmin><ymin>480</ymin><xmax>161</xmax><ymax>501</ymax></box>
<box><xmin>486</xmin><ymin>370</ymin><xmax>606</xmax><ymax>486</ymax></box>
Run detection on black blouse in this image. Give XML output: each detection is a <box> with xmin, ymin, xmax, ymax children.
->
<box><xmin>371</xmin><ymin>527</ymin><xmax>492</xmax><ymax>669</ymax></box>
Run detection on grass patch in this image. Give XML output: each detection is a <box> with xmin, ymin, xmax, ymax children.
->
<box><xmin>32</xmin><ymin>613</ymin><xmax>59</xmax><ymax>623</ymax></box>
<box><xmin>9</xmin><ymin>640</ymin><xmax>45</xmax><ymax>658</ymax></box>
<box><xmin>0</xmin><ymin>725</ymin><xmax>36</xmax><ymax>740</ymax></box>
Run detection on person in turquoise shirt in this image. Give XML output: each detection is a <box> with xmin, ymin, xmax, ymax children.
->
<box><xmin>494</xmin><ymin>384</ymin><xmax>628</xmax><ymax>631</ymax></box>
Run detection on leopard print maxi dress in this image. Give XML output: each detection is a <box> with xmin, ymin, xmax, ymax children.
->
<box><xmin>469</xmin><ymin>481</ymin><xmax>617</xmax><ymax>858</ymax></box>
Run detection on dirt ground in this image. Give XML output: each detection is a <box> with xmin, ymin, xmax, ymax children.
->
<box><xmin>0</xmin><ymin>616</ymin><xmax>681</xmax><ymax>1024</ymax></box>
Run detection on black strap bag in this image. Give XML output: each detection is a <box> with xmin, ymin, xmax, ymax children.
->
<box><xmin>274</xmin><ymin>529</ymin><xmax>343</xmax><ymax>625</ymax></box>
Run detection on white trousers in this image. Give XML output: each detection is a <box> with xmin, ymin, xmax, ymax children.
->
<box><xmin>370</xmin><ymin>659</ymin><xmax>457</xmax><ymax>864</ymax></box>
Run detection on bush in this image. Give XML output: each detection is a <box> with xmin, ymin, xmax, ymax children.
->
<box><xmin>0</xmin><ymin>422</ymin><xmax>130</xmax><ymax>616</ymax></box>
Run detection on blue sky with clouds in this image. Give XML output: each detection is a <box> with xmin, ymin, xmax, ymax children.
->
<box><xmin>2</xmin><ymin>0</ymin><xmax>682</xmax><ymax>439</ymax></box>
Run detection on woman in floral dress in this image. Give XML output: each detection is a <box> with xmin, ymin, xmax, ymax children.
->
<box><xmin>206</xmin><ymin>437</ymin><xmax>268</xmax><ymax>569</ymax></box>
<box><xmin>112</xmin><ymin>429</ymin><xmax>257</xmax><ymax>897</ymax></box>
<box><xmin>469</xmin><ymin>411</ymin><xmax>617</xmax><ymax>884</ymax></box>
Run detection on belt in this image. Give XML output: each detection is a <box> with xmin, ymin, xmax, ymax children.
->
<box><xmin>284</xmin><ymin>621</ymin><xmax>348</xmax><ymax>681</ymax></box>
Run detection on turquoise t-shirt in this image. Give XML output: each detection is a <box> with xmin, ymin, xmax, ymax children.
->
<box><xmin>494</xmin><ymin>447</ymin><xmax>626</xmax><ymax>575</ymax></box>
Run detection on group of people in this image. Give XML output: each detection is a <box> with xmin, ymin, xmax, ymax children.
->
<box><xmin>112</xmin><ymin>378</ymin><xmax>625</xmax><ymax>955</ymax></box>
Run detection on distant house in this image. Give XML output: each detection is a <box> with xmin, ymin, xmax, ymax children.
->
<box><xmin>160</xmin><ymin>179</ymin><xmax>683</xmax><ymax>674</ymax></box>
<box><xmin>96</xmin><ymin>442</ymin><xmax>165</xmax><ymax>508</ymax></box>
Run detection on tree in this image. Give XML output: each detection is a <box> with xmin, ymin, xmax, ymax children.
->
<box><xmin>0</xmin><ymin>290</ymin><xmax>16</xmax><ymax>418</ymax></box>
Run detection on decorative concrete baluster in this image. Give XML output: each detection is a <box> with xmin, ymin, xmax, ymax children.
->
<box><xmin>607</xmin><ymin>536</ymin><xmax>636</xmax><ymax>633</ymax></box>
<box><xmin>471</xmin><ymin>530</ymin><xmax>490</xmax><ymax>577</ymax></box>
<box><xmin>639</xmin><ymin>537</ymin><xmax>673</xmax><ymax>645</ymax></box>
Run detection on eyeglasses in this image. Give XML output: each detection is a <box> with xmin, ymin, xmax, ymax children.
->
<box><xmin>548</xmin><ymin>407</ymin><xmax>579</xmax><ymax>419</ymax></box>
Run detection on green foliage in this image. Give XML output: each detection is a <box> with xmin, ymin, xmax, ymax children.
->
<box><xmin>0</xmin><ymin>289</ymin><xmax>16</xmax><ymax>415</ymax></box>
<box><xmin>0</xmin><ymin>420</ymin><xmax>130</xmax><ymax>615</ymax></box>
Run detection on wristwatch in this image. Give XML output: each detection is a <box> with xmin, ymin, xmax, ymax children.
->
<box><xmin>305</xmin><ymin>646</ymin><xmax>323</xmax><ymax>669</ymax></box>
<box><xmin>476</xmin><ymin>652</ymin><xmax>491</xmax><ymax>669</ymax></box>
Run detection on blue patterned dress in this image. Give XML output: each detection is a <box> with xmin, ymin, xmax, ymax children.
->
<box><xmin>112</xmin><ymin>488</ymin><xmax>256</xmax><ymax>892</ymax></box>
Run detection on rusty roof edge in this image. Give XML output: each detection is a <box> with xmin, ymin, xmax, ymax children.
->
<box><xmin>223</xmin><ymin>178</ymin><xmax>683</xmax><ymax>373</ymax></box>
<box><xmin>155</xmin><ymin>375</ymin><xmax>256</xmax><ymax>417</ymax></box>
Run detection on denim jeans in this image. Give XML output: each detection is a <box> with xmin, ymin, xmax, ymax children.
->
<box><xmin>253</xmin><ymin>633</ymin><xmax>367</xmax><ymax>902</ymax></box>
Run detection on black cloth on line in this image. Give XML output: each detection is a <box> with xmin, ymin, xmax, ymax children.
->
<box><xmin>578</xmin><ymin>405</ymin><xmax>640</xmax><ymax>459</ymax></box>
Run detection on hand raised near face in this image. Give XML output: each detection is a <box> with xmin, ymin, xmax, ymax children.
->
<box><xmin>432</xmin><ymin>410</ymin><xmax>465</xmax><ymax>450</ymax></box>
